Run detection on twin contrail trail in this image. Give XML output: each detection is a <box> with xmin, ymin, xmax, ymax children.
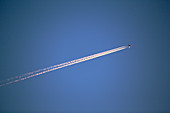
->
<box><xmin>0</xmin><ymin>45</ymin><xmax>129</xmax><ymax>87</ymax></box>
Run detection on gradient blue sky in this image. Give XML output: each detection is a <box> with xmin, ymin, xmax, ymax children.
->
<box><xmin>0</xmin><ymin>0</ymin><xmax>170</xmax><ymax>113</ymax></box>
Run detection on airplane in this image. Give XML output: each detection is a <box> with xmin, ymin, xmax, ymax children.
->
<box><xmin>128</xmin><ymin>44</ymin><xmax>131</xmax><ymax>48</ymax></box>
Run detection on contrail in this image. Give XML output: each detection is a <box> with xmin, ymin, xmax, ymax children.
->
<box><xmin>0</xmin><ymin>45</ymin><xmax>129</xmax><ymax>87</ymax></box>
<box><xmin>0</xmin><ymin>61</ymin><xmax>72</xmax><ymax>83</ymax></box>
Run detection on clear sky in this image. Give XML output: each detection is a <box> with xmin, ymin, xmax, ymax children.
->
<box><xmin>0</xmin><ymin>0</ymin><xmax>170</xmax><ymax>113</ymax></box>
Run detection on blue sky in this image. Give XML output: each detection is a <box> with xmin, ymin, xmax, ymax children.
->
<box><xmin>0</xmin><ymin>0</ymin><xmax>170</xmax><ymax>113</ymax></box>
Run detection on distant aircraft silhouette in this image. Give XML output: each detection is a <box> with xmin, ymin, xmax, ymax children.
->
<box><xmin>128</xmin><ymin>44</ymin><xmax>131</xmax><ymax>48</ymax></box>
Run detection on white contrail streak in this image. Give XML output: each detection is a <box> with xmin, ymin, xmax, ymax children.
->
<box><xmin>0</xmin><ymin>61</ymin><xmax>72</xmax><ymax>83</ymax></box>
<box><xmin>0</xmin><ymin>45</ymin><xmax>128</xmax><ymax>87</ymax></box>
